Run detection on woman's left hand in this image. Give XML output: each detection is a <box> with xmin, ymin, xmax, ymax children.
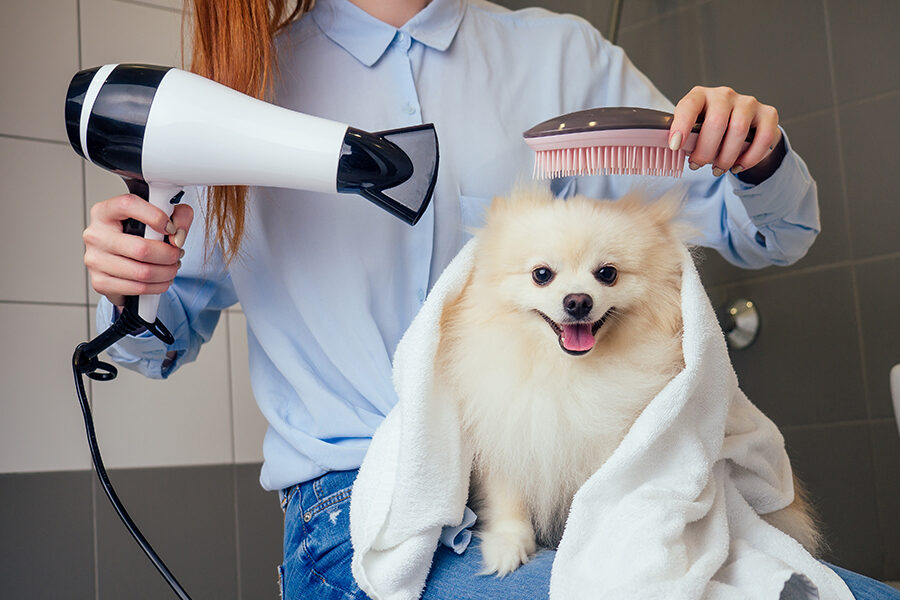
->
<box><xmin>668</xmin><ymin>86</ymin><xmax>782</xmax><ymax>177</ymax></box>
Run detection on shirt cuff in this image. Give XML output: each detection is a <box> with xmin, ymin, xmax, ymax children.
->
<box><xmin>96</xmin><ymin>295</ymin><xmax>186</xmax><ymax>379</ymax></box>
<box><xmin>727</xmin><ymin>128</ymin><xmax>813</xmax><ymax>228</ymax></box>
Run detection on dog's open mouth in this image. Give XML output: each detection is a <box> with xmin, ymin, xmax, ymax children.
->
<box><xmin>535</xmin><ymin>309</ymin><xmax>613</xmax><ymax>355</ymax></box>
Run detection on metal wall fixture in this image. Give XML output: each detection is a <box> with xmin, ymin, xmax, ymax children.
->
<box><xmin>720</xmin><ymin>298</ymin><xmax>759</xmax><ymax>350</ymax></box>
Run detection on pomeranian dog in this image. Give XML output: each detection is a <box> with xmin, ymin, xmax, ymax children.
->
<box><xmin>434</xmin><ymin>187</ymin><xmax>820</xmax><ymax>575</ymax></box>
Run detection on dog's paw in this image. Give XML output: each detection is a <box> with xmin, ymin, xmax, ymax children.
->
<box><xmin>478</xmin><ymin>521</ymin><xmax>537</xmax><ymax>577</ymax></box>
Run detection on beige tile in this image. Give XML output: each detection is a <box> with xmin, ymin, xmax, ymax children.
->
<box><xmin>228</xmin><ymin>311</ymin><xmax>267</xmax><ymax>463</ymax></box>
<box><xmin>0</xmin><ymin>303</ymin><xmax>92</xmax><ymax>473</ymax></box>
<box><xmin>0</xmin><ymin>0</ymin><xmax>79</xmax><ymax>141</ymax></box>
<box><xmin>0</xmin><ymin>138</ymin><xmax>87</xmax><ymax>303</ymax></box>
<box><xmin>89</xmin><ymin>307</ymin><xmax>234</xmax><ymax>468</ymax></box>
<box><xmin>80</xmin><ymin>0</ymin><xmax>189</xmax><ymax>69</ymax></box>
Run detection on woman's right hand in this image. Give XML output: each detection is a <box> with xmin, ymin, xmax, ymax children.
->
<box><xmin>83</xmin><ymin>194</ymin><xmax>194</xmax><ymax>308</ymax></box>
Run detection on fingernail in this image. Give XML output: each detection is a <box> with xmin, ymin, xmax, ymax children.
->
<box><xmin>689</xmin><ymin>161</ymin><xmax>700</xmax><ymax>171</ymax></box>
<box><xmin>712</xmin><ymin>166</ymin><xmax>724</xmax><ymax>177</ymax></box>
<box><xmin>166</xmin><ymin>220</ymin><xmax>176</xmax><ymax>235</ymax></box>
<box><xmin>173</xmin><ymin>229</ymin><xmax>187</xmax><ymax>248</ymax></box>
<box><xmin>179</xmin><ymin>248</ymin><xmax>185</xmax><ymax>259</ymax></box>
<box><xmin>731</xmin><ymin>165</ymin><xmax>744</xmax><ymax>174</ymax></box>
<box><xmin>668</xmin><ymin>131</ymin><xmax>682</xmax><ymax>151</ymax></box>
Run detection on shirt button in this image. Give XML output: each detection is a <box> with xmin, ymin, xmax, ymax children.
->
<box><xmin>417</xmin><ymin>289</ymin><xmax>426</xmax><ymax>302</ymax></box>
<box><xmin>404</xmin><ymin>103</ymin><xmax>417</xmax><ymax>115</ymax></box>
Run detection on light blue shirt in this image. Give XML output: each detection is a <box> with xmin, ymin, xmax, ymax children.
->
<box><xmin>99</xmin><ymin>0</ymin><xmax>819</xmax><ymax>491</ymax></box>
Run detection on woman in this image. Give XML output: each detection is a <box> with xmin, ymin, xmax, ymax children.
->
<box><xmin>82</xmin><ymin>0</ymin><xmax>897</xmax><ymax>598</ymax></box>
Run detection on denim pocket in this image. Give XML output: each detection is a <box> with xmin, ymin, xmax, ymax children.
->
<box><xmin>300</xmin><ymin>485</ymin><xmax>359</xmax><ymax>596</ymax></box>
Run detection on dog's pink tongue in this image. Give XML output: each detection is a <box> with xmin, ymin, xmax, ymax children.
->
<box><xmin>561</xmin><ymin>323</ymin><xmax>595</xmax><ymax>352</ymax></box>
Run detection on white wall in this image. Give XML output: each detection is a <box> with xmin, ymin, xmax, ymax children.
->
<box><xmin>0</xmin><ymin>0</ymin><xmax>267</xmax><ymax>474</ymax></box>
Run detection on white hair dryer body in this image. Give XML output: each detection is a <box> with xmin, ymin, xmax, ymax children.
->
<box><xmin>66</xmin><ymin>63</ymin><xmax>439</xmax><ymax>325</ymax></box>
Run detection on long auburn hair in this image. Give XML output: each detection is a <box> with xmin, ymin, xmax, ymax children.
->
<box><xmin>187</xmin><ymin>0</ymin><xmax>315</xmax><ymax>263</ymax></box>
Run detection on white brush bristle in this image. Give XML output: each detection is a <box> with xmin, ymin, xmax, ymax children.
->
<box><xmin>533</xmin><ymin>145</ymin><xmax>687</xmax><ymax>179</ymax></box>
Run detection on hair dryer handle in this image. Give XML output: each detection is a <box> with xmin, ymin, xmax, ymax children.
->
<box><xmin>121</xmin><ymin>179</ymin><xmax>182</xmax><ymax>324</ymax></box>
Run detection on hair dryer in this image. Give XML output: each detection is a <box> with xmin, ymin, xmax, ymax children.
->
<box><xmin>65</xmin><ymin>63</ymin><xmax>439</xmax><ymax>325</ymax></box>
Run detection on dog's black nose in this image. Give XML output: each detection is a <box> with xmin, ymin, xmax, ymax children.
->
<box><xmin>563</xmin><ymin>293</ymin><xmax>593</xmax><ymax>319</ymax></box>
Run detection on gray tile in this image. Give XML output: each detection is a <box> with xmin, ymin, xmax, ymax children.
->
<box><xmin>699</xmin><ymin>0</ymin><xmax>832</xmax><ymax>121</ymax></box>
<box><xmin>95</xmin><ymin>465</ymin><xmax>238</xmax><ymax>599</ymax></box>
<box><xmin>618</xmin><ymin>5</ymin><xmax>707</xmax><ymax>103</ymax></box>
<box><xmin>871</xmin><ymin>421</ymin><xmax>900</xmax><ymax>579</ymax></box>
<box><xmin>726</xmin><ymin>266</ymin><xmax>867</xmax><ymax>427</ymax></box>
<box><xmin>855</xmin><ymin>256</ymin><xmax>900</xmax><ymax>420</ymax></box>
<box><xmin>235</xmin><ymin>464</ymin><xmax>284</xmax><ymax>599</ymax></box>
<box><xmin>827</xmin><ymin>0</ymin><xmax>900</xmax><ymax>104</ymax></box>
<box><xmin>0</xmin><ymin>471</ymin><xmax>95</xmax><ymax>599</ymax></box>
<box><xmin>778</xmin><ymin>111</ymin><xmax>850</xmax><ymax>269</ymax></box>
<box><xmin>840</xmin><ymin>93</ymin><xmax>900</xmax><ymax>259</ymax></box>
<box><xmin>692</xmin><ymin>107</ymin><xmax>845</xmax><ymax>287</ymax></box>
<box><xmin>781</xmin><ymin>423</ymin><xmax>882</xmax><ymax>578</ymax></box>
<box><xmin>618</xmin><ymin>0</ymin><xmax>709</xmax><ymax>29</ymax></box>
<box><xmin>696</xmin><ymin>246</ymin><xmax>749</xmax><ymax>287</ymax></box>
<box><xmin>493</xmin><ymin>0</ymin><xmax>595</xmax><ymax>21</ymax></box>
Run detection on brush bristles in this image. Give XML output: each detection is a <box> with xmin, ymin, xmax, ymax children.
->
<box><xmin>533</xmin><ymin>145</ymin><xmax>687</xmax><ymax>179</ymax></box>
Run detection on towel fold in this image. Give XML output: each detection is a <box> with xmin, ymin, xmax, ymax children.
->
<box><xmin>350</xmin><ymin>241</ymin><xmax>853</xmax><ymax>600</ymax></box>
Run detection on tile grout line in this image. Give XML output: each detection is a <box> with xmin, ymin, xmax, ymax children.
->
<box><xmin>113</xmin><ymin>0</ymin><xmax>185</xmax><ymax>16</ymax></box>
<box><xmin>822</xmin><ymin>0</ymin><xmax>872</xmax><ymax>421</ymax></box>
<box><xmin>706</xmin><ymin>250</ymin><xmax>900</xmax><ymax>288</ymax></box>
<box><xmin>225</xmin><ymin>315</ymin><xmax>243</xmax><ymax>598</ymax></box>
<box><xmin>780</xmin><ymin>417</ymin><xmax>895</xmax><ymax>433</ymax></box>
<box><xmin>866</xmin><ymin>422</ymin><xmax>896</xmax><ymax>578</ymax></box>
<box><xmin>617</xmin><ymin>0</ymin><xmax>714</xmax><ymax>35</ymax></box>
<box><xmin>74</xmin><ymin>0</ymin><xmax>102</xmax><ymax>592</ymax></box>
<box><xmin>821</xmin><ymin>0</ymin><xmax>855</xmax><ymax>261</ymax></box>
<box><xmin>0</xmin><ymin>132</ymin><xmax>68</xmax><ymax>146</ymax></box>
<box><xmin>849</xmin><ymin>265</ymin><xmax>872</xmax><ymax>419</ymax></box>
<box><xmin>0</xmin><ymin>299</ymin><xmax>90</xmax><ymax>307</ymax></box>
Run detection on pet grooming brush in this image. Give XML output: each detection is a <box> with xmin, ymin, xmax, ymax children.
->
<box><xmin>524</xmin><ymin>107</ymin><xmax>754</xmax><ymax>179</ymax></box>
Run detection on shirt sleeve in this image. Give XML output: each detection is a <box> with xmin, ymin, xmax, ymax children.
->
<box><xmin>95</xmin><ymin>187</ymin><xmax>239</xmax><ymax>379</ymax></box>
<box><xmin>556</xmin><ymin>22</ymin><xmax>820</xmax><ymax>269</ymax></box>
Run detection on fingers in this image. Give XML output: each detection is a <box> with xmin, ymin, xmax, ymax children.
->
<box><xmin>84</xmin><ymin>194</ymin><xmax>189</xmax><ymax>305</ymax></box>
<box><xmin>91</xmin><ymin>194</ymin><xmax>176</xmax><ymax>236</ymax></box>
<box><xmin>672</xmin><ymin>86</ymin><xmax>781</xmax><ymax>176</ymax></box>
<box><xmin>669</xmin><ymin>86</ymin><xmax>707</xmax><ymax>152</ymax></box>
<box><xmin>687</xmin><ymin>87</ymin><xmax>735</xmax><ymax>172</ymax></box>
<box><xmin>169</xmin><ymin>203</ymin><xmax>194</xmax><ymax>249</ymax></box>
<box><xmin>733</xmin><ymin>105</ymin><xmax>780</xmax><ymax>174</ymax></box>
<box><xmin>712</xmin><ymin>95</ymin><xmax>757</xmax><ymax>174</ymax></box>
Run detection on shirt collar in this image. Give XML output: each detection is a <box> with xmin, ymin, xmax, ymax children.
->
<box><xmin>311</xmin><ymin>0</ymin><xmax>465</xmax><ymax>67</ymax></box>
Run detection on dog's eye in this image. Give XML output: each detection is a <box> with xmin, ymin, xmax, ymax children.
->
<box><xmin>532</xmin><ymin>267</ymin><xmax>554</xmax><ymax>286</ymax></box>
<box><xmin>594</xmin><ymin>265</ymin><xmax>618</xmax><ymax>285</ymax></box>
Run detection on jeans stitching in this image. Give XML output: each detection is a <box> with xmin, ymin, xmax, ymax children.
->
<box><xmin>306</xmin><ymin>487</ymin><xmax>352</xmax><ymax>520</ymax></box>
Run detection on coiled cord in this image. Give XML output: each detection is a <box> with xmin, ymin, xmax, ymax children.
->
<box><xmin>72</xmin><ymin>308</ymin><xmax>192</xmax><ymax>600</ymax></box>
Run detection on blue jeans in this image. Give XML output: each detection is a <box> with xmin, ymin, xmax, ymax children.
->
<box><xmin>279</xmin><ymin>470</ymin><xmax>899</xmax><ymax>599</ymax></box>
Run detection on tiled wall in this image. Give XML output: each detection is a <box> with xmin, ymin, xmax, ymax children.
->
<box><xmin>0</xmin><ymin>1</ymin><xmax>281</xmax><ymax>598</ymax></box>
<box><xmin>502</xmin><ymin>0</ymin><xmax>900</xmax><ymax>580</ymax></box>
<box><xmin>2</xmin><ymin>0</ymin><xmax>898</xmax><ymax>598</ymax></box>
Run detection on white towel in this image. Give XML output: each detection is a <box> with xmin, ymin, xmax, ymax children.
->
<box><xmin>349</xmin><ymin>241</ymin><xmax>853</xmax><ymax>600</ymax></box>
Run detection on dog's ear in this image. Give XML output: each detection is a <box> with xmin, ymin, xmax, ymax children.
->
<box><xmin>619</xmin><ymin>187</ymin><xmax>696</xmax><ymax>245</ymax></box>
<box><xmin>484</xmin><ymin>183</ymin><xmax>554</xmax><ymax>227</ymax></box>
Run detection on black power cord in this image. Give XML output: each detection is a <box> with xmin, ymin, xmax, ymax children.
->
<box><xmin>72</xmin><ymin>307</ymin><xmax>193</xmax><ymax>600</ymax></box>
